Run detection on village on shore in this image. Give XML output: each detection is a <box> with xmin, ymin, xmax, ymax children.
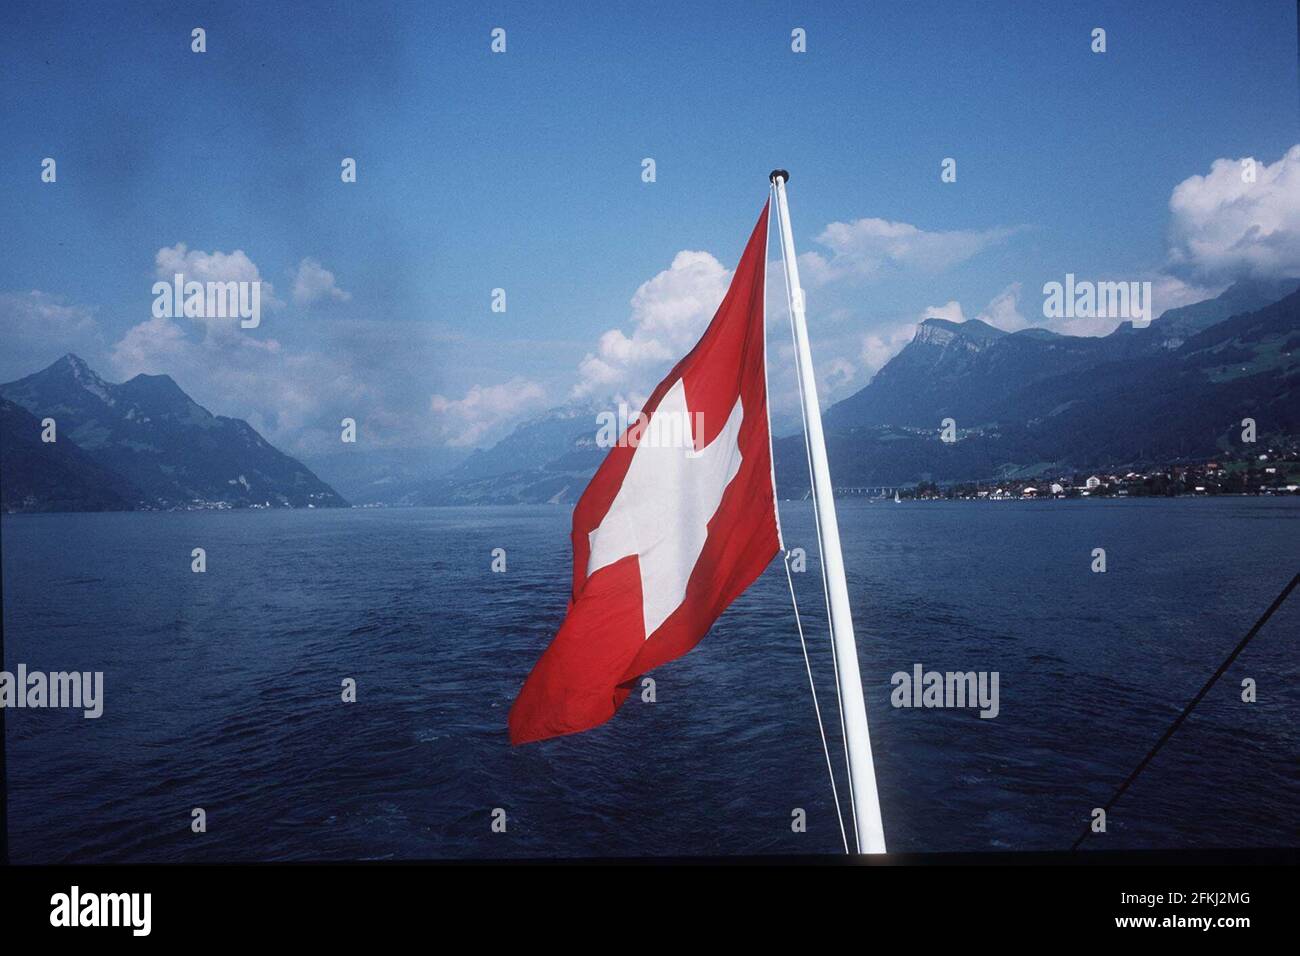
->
<box><xmin>853</xmin><ymin>445</ymin><xmax>1300</xmax><ymax>501</ymax></box>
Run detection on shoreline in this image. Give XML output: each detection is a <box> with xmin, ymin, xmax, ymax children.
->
<box><xmin>6</xmin><ymin>493</ymin><xmax>1300</xmax><ymax>518</ymax></box>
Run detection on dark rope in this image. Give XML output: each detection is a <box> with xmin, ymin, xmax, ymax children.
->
<box><xmin>1071</xmin><ymin>571</ymin><xmax>1299</xmax><ymax>851</ymax></box>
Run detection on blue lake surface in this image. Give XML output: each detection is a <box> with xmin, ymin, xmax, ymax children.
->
<box><xmin>3</xmin><ymin>498</ymin><xmax>1298</xmax><ymax>861</ymax></box>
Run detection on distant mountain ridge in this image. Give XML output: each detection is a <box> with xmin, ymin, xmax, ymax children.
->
<box><xmin>1</xmin><ymin>355</ymin><xmax>346</xmax><ymax>512</ymax></box>
<box><xmin>1138</xmin><ymin>276</ymin><xmax>1300</xmax><ymax>347</ymax></box>
<box><xmin>414</xmin><ymin>277</ymin><xmax>1300</xmax><ymax>502</ymax></box>
<box><xmin>824</xmin><ymin>278</ymin><xmax>1300</xmax><ymax>431</ymax></box>
<box><xmin>777</xmin><ymin>278</ymin><xmax>1300</xmax><ymax>491</ymax></box>
<box><xmin>12</xmin><ymin>278</ymin><xmax>1293</xmax><ymax>512</ymax></box>
<box><xmin>410</xmin><ymin>403</ymin><xmax>606</xmax><ymax>505</ymax></box>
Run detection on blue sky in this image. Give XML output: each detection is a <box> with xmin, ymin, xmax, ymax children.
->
<box><xmin>2</xmin><ymin>0</ymin><xmax>1298</xmax><ymax>462</ymax></box>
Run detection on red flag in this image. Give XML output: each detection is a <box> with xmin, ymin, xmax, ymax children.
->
<box><xmin>509</xmin><ymin>202</ymin><xmax>781</xmax><ymax>745</ymax></box>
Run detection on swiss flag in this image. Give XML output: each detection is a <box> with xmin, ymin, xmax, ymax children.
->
<box><xmin>509</xmin><ymin>202</ymin><xmax>781</xmax><ymax>745</ymax></box>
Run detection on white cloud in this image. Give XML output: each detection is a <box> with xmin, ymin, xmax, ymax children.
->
<box><xmin>0</xmin><ymin>289</ymin><xmax>97</xmax><ymax>337</ymax></box>
<box><xmin>858</xmin><ymin>320</ymin><xmax>923</xmax><ymax>381</ymax></box>
<box><xmin>562</xmin><ymin>157</ymin><xmax>1292</xmax><ymax>440</ymax></box>
<box><xmin>777</xmin><ymin>301</ymin><xmax>966</xmax><ymax>405</ymax></box>
<box><xmin>105</xmin><ymin>243</ymin><xmax>382</xmax><ymax>456</ymax></box>
<box><xmin>0</xmin><ymin>290</ymin><xmax>101</xmax><ymax>379</ymax></box>
<box><xmin>854</xmin><ymin>287</ymin><xmax>1024</xmax><ymax>382</ymax></box>
<box><xmin>920</xmin><ymin>300</ymin><xmax>965</xmax><ymax>323</ymax></box>
<box><xmin>858</xmin><ymin>302</ymin><xmax>969</xmax><ymax>385</ymax></box>
<box><xmin>76</xmin><ymin>242</ymin><xmax>544</xmax><ymax>457</ymax></box>
<box><xmin>109</xmin><ymin>311</ymin><xmax>370</xmax><ymax>454</ymax></box>
<box><xmin>1034</xmin><ymin>274</ymin><xmax>1226</xmax><ymax>337</ymax></box>
<box><xmin>430</xmin><ymin>379</ymin><xmax>547</xmax><ymax>447</ymax></box>
<box><xmin>1150</xmin><ymin>274</ymin><xmax>1223</xmax><ymax>314</ymax></box>
<box><xmin>572</xmin><ymin>250</ymin><xmax>732</xmax><ymax>399</ymax></box>
<box><xmin>569</xmin><ymin>211</ymin><xmax>1019</xmax><ymax>409</ymax></box>
<box><xmin>109</xmin><ymin>313</ymin><xmax>191</xmax><ymax>373</ymax></box>
<box><xmin>976</xmin><ymin>282</ymin><xmax>1031</xmax><ymax>332</ymax></box>
<box><xmin>1167</xmin><ymin>144</ymin><xmax>1300</xmax><ymax>281</ymax></box>
<box><xmin>291</xmin><ymin>257</ymin><xmax>351</xmax><ymax>306</ymax></box>
<box><xmin>799</xmin><ymin>218</ymin><xmax>1018</xmax><ymax>287</ymax></box>
<box><xmin>153</xmin><ymin>243</ymin><xmax>284</xmax><ymax>324</ymax></box>
<box><xmin>155</xmin><ymin>243</ymin><xmax>276</xmax><ymax>293</ymax></box>
<box><xmin>819</xmin><ymin>356</ymin><xmax>856</xmax><ymax>396</ymax></box>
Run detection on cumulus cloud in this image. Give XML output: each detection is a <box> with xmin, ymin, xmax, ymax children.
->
<box><xmin>108</xmin><ymin>310</ymin><xmax>371</xmax><ymax>455</ymax></box>
<box><xmin>108</xmin><ymin>313</ymin><xmax>192</xmax><ymax>373</ymax></box>
<box><xmin>60</xmin><ymin>240</ymin><xmax>534</xmax><ymax>457</ymax></box>
<box><xmin>533</xmin><ymin>147</ymin><xmax>1300</xmax><ymax>443</ymax></box>
<box><xmin>155</xmin><ymin>243</ymin><xmax>279</xmax><ymax>296</ymax></box>
<box><xmin>572</xmin><ymin>250</ymin><xmax>732</xmax><ymax>399</ymax></box>
<box><xmin>153</xmin><ymin>242</ymin><xmax>284</xmax><ymax>323</ymax></box>
<box><xmin>569</xmin><ymin>211</ymin><xmax>1020</xmax><ymax>408</ymax></box>
<box><xmin>98</xmin><ymin>244</ymin><xmax>385</xmax><ymax>456</ymax></box>
<box><xmin>799</xmin><ymin>218</ymin><xmax>1019</xmax><ymax>287</ymax></box>
<box><xmin>430</xmin><ymin>379</ymin><xmax>547</xmax><ymax>446</ymax></box>
<box><xmin>118</xmin><ymin>258</ymin><xmax>287</xmax><ymax>376</ymax></box>
<box><xmin>1167</xmin><ymin>145</ymin><xmax>1300</xmax><ymax>281</ymax></box>
<box><xmin>0</xmin><ymin>262</ymin><xmax>338</xmax><ymax>443</ymax></box>
<box><xmin>291</xmin><ymin>257</ymin><xmax>351</xmax><ymax>306</ymax></box>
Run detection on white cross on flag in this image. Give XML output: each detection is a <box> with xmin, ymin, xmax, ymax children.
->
<box><xmin>509</xmin><ymin>202</ymin><xmax>781</xmax><ymax>744</ymax></box>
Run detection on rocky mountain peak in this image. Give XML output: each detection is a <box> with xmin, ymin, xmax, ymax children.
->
<box><xmin>913</xmin><ymin>317</ymin><xmax>1007</xmax><ymax>351</ymax></box>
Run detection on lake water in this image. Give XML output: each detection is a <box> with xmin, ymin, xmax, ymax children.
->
<box><xmin>3</xmin><ymin>498</ymin><xmax>1297</xmax><ymax>861</ymax></box>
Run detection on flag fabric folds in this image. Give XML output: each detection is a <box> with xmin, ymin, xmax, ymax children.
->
<box><xmin>509</xmin><ymin>202</ymin><xmax>782</xmax><ymax>745</ymax></box>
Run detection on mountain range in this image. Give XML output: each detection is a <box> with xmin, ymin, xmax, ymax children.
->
<box><xmin>1</xmin><ymin>355</ymin><xmax>346</xmax><ymax>512</ymax></box>
<box><xmin>4</xmin><ymin>278</ymin><xmax>1297</xmax><ymax>512</ymax></box>
<box><xmin>408</xmin><ymin>403</ymin><xmax>607</xmax><ymax>506</ymax></box>
<box><xmin>787</xmin><ymin>277</ymin><xmax>1300</xmax><ymax>492</ymax></box>
<box><xmin>407</xmin><ymin>276</ymin><xmax>1300</xmax><ymax>503</ymax></box>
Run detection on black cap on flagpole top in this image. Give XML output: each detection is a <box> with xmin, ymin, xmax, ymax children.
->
<box><xmin>769</xmin><ymin>169</ymin><xmax>790</xmax><ymax>184</ymax></box>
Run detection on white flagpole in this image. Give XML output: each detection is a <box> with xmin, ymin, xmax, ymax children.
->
<box><xmin>770</xmin><ymin>169</ymin><xmax>886</xmax><ymax>854</ymax></box>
